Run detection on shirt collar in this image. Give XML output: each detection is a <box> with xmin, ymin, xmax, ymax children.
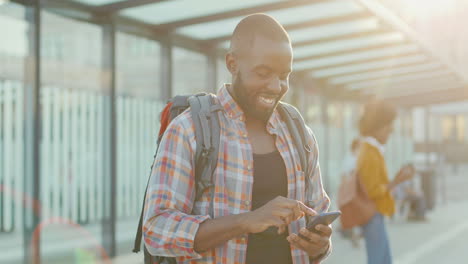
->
<box><xmin>363</xmin><ymin>136</ymin><xmax>385</xmax><ymax>155</ymax></box>
<box><xmin>216</xmin><ymin>84</ymin><xmax>281</xmax><ymax>131</ymax></box>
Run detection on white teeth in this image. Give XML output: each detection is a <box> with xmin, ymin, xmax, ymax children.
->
<box><xmin>259</xmin><ymin>96</ymin><xmax>274</xmax><ymax>105</ymax></box>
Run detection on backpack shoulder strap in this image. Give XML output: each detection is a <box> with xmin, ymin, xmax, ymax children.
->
<box><xmin>170</xmin><ymin>95</ymin><xmax>191</xmax><ymax>119</ymax></box>
<box><xmin>277</xmin><ymin>102</ymin><xmax>317</xmax><ymax>215</ymax></box>
<box><xmin>277</xmin><ymin>102</ymin><xmax>313</xmax><ymax>178</ymax></box>
<box><xmin>188</xmin><ymin>93</ymin><xmax>222</xmax><ymax>216</ymax></box>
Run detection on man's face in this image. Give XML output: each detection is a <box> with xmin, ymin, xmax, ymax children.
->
<box><xmin>229</xmin><ymin>36</ymin><xmax>293</xmax><ymax>122</ymax></box>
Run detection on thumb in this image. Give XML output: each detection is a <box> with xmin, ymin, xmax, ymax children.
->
<box><xmin>299</xmin><ymin>203</ymin><xmax>317</xmax><ymax>217</ymax></box>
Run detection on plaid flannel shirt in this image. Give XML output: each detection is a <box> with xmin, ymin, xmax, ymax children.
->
<box><xmin>143</xmin><ymin>85</ymin><xmax>331</xmax><ymax>264</ymax></box>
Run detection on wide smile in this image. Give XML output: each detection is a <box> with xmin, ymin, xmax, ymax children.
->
<box><xmin>258</xmin><ymin>95</ymin><xmax>276</xmax><ymax>106</ymax></box>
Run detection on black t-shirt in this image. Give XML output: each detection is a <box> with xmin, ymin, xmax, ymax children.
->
<box><xmin>245</xmin><ymin>151</ymin><xmax>293</xmax><ymax>264</ymax></box>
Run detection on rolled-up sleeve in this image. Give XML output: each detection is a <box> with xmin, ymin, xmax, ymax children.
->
<box><xmin>142</xmin><ymin>113</ymin><xmax>210</xmax><ymax>259</ymax></box>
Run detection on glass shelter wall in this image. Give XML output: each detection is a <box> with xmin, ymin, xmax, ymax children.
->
<box><xmin>0</xmin><ymin>3</ymin><xmax>28</xmax><ymax>263</ymax></box>
<box><xmin>40</xmin><ymin>10</ymin><xmax>107</xmax><ymax>263</ymax></box>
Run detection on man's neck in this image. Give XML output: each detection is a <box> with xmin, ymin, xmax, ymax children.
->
<box><xmin>245</xmin><ymin>116</ymin><xmax>267</xmax><ymax>132</ymax></box>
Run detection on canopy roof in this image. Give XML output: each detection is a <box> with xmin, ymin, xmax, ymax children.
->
<box><xmin>15</xmin><ymin>0</ymin><xmax>468</xmax><ymax>106</ymax></box>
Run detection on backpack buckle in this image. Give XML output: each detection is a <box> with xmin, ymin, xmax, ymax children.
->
<box><xmin>196</xmin><ymin>180</ymin><xmax>214</xmax><ymax>201</ymax></box>
<box><xmin>201</xmin><ymin>147</ymin><xmax>213</xmax><ymax>159</ymax></box>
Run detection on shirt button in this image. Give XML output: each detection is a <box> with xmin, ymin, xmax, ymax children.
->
<box><xmin>243</xmin><ymin>133</ymin><xmax>248</xmax><ymax>138</ymax></box>
<box><xmin>247</xmin><ymin>165</ymin><xmax>252</xmax><ymax>171</ymax></box>
<box><xmin>244</xmin><ymin>200</ymin><xmax>251</xmax><ymax>206</ymax></box>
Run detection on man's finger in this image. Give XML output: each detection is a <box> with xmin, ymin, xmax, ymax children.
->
<box><xmin>299</xmin><ymin>228</ymin><xmax>328</xmax><ymax>246</ymax></box>
<box><xmin>298</xmin><ymin>202</ymin><xmax>317</xmax><ymax>216</ymax></box>
<box><xmin>287</xmin><ymin>233</ymin><xmax>322</xmax><ymax>253</ymax></box>
<box><xmin>270</xmin><ymin>217</ymin><xmax>285</xmax><ymax>234</ymax></box>
<box><xmin>274</xmin><ymin>216</ymin><xmax>289</xmax><ymax>234</ymax></box>
<box><xmin>315</xmin><ymin>224</ymin><xmax>333</xmax><ymax>237</ymax></box>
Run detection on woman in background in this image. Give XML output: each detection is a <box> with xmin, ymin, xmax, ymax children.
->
<box><xmin>357</xmin><ymin>100</ymin><xmax>415</xmax><ymax>264</ymax></box>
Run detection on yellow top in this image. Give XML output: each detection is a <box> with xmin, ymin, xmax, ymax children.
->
<box><xmin>357</xmin><ymin>141</ymin><xmax>395</xmax><ymax>216</ymax></box>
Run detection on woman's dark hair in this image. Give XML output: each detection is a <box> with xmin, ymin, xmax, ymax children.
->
<box><xmin>359</xmin><ymin>100</ymin><xmax>397</xmax><ymax>137</ymax></box>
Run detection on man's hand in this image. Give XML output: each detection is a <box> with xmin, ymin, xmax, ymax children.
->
<box><xmin>394</xmin><ymin>164</ymin><xmax>415</xmax><ymax>186</ymax></box>
<box><xmin>287</xmin><ymin>224</ymin><xmax>332</xmax><ymax>259</ymax></box>
<box><xmin>242</xmin><ymin>196</ymin><xmax>317</xmax><ymax>235</ymax></box>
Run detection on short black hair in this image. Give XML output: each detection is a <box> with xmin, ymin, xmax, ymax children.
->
<box><xmin>229</xmin><ymin>13</ymin><xmax>290</xmax><ymax>55</ymax></box>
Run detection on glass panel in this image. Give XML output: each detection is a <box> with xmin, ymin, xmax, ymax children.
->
<box><xmin>442</xmin><ymin>116</ymin><xmax>455</xmax><ymax>141</ymax></box>
<box><xmin>327</xmin><ymin>102</ymin><xmax>346</xmax><ymax>197</ymax></box>
<box><xmin>73</xmin><ymin>0</ymin><xmax>123</xmax><ymax>5</ymax></box>
<box><xmin>288</xmin><ymin>18</ymin><xmax>379</xmax><ymax>43</ymax></box>
<box><xmin>372</xmin><ymin>80</ymin><xmax>462</xmax><ymax>98</ymax></box>
<box><xmin>456</xmin><ymin>115</ymin><xmax>465</xmax><ymax>142</ymax></box>
<box><xmin>175</xmin><ymin>0</ymin><xmax>363</xmax><ymax>39</ymax></box>
<box><xmin>218</xmin><ymin>18</ymin><xmax>379</xmax><ymax>51</ymax></box>
<box><xmin>40</xmin><ymin>11</ymin><xmax>107</xmax><ymax>263</ymax></box>
<box><xmin>173</xmin><ymin>47</ymin><xmax>207</xmax><ymax>95</ymax></box>
<box><xmin>304</xmin><ymin>94</ymin><xmax>322</xmax><ymax>124</ymax></box>
<box><xmin>329</xmin><ymin>62</ymin><xmax>442</xmax><ymax>84</ymax></box>
<box><xmin>293</xmin><ymin>32</ymin><xmax>405</xmax><ymax>58</ymax></box>
<box><xmin>293</xmin><ymin>44</ymin><xmax>419</xmax><ymax>70</ymax></box>
<box><xmin>311</xmin><ymin>54</ymin><xmax>427</xmax><ymax>78</ymax></box>
<box><xmin>347</xmin><ymin>69</ymin><xmax>452</xmax><ymax>90</ymax></box>
<box><xmin>217</xmin><ymin>57</ymin><xmax>231</xmax><ymax>89</ymax></box>
<box><xmin>115</xmin><ymin>32</ymin><xmax>164</xmax><ymax>255</ymax></box>
<box><xmin>0</xmin><ymin>3</ymin><xmax>27</xmax><ymax>264</ymax></box>
<box><xmin>218</xmin><ymin>40</ymin><xmax>230</xmax><ymax>50</ymax></box>
<box><xmin>122</xmin><ymin>0</ymin><xmax>282</xmax><ymax>25</ymax></box>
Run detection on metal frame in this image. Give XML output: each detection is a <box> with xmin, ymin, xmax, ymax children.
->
<box><xmin>295</xmin><ymin>41</ymin><xmax>407</xmax><ymax>62</ymax></box>
<box><xmin>328</xmin><ymin>63</ymin><xmax>444</xmax><ymax>85</ymax></box>
<box><xmin>311</xmin><ymin>56</ymin><xmax>429</xmax><ymax>79</ymax></box>
<box><xmin>206</xmin><ymin>50</ymin><xmax>218</xmax><ymax>93</ymax></box>
<box><xmin>359</xmin><ymin>75</ymin><xmax>461</xmax><ymax>95</ymax></box>
<box><xmin>154</xmin><ymin>0</ymin><xmax>332</xmax><ymax>30</ymax></box>
<box><xmin>205</xmin><ymin>12</ymin><xmax>372</xmax><ymax>43</ymax></box>
<box><xmin>293</xmin><ymin>27</ymin><xmax>394</xmax><ymax>48</ymax></box>
<box><xmin>95</xmin><ymin>0</ymin><xmax>169</xmax><ymax>13</ymax></box>
<box><xmin>296</xmin><ymin>49</ymin><xmax>422</xmax><ymax>73</ymax></box>
<box><xmin>387</xmin><ymin>86</ymin><xmax>468</xmax><ymax>107</ymax></box>
<box><xmin>101</xmin><ymin>21</ymin><xmax>117</xmax><ymax>258</ymax></box>
<box><xmin>345</xmin><ymin>70</ymin><xmax>454</xmax><ymax>90</ymax></box>
<box><xmin>23</xmin><ymin>1</ymin><xmax>42</xmax><ymax>263</ymax></box>
<box><xmin>160</xmin><ymin>36</ymin><xmax>173</xmax><ymax>100</ymax></box>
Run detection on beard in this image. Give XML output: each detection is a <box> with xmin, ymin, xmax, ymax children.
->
<box><xmin>232</xmin><ymin>72</ymin><xmax>284</xmax><ymax>123</ymax></box>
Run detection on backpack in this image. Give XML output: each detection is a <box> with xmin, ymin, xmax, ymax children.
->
<box><xmin>133</xmin><ymin>93</ymin><xmax>312</xmax><ymax>264</ymax></box>
<box><xmin>337</xmin><ymin>170</ymin><xmax>376</xmax><ymax>230</ymax></box>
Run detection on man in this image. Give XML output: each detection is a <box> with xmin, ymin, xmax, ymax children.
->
<box><xmin>143</xmin><ymin>14</ymin><xmax>331</xmax><ymax>264</ymax></box>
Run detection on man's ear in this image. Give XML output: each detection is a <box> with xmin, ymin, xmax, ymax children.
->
<box><xmin>225</xmin><ymin>52</ymin><xmax>238</xmax><ymax>75</ymax></box>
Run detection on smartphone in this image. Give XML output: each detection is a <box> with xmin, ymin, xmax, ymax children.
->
<box><xmin>298</xmin><ymin>211</ymin><xmax>341</xmax><ymax>239</ymax></box>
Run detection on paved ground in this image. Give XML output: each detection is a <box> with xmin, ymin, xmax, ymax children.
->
<box><xmin>1</xmin><ymin>170</ymin><xmax>467</xmax><ymax>264</ymax></box>
<box><xmin>108</xmin><ymin>199</ymin><xmax>468</xmax><ymax>264</ymax></box>
<box><xmin>325</xmin><ymin>199</ymin><xmax>468</xmax><ymax>264</ymax></box>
